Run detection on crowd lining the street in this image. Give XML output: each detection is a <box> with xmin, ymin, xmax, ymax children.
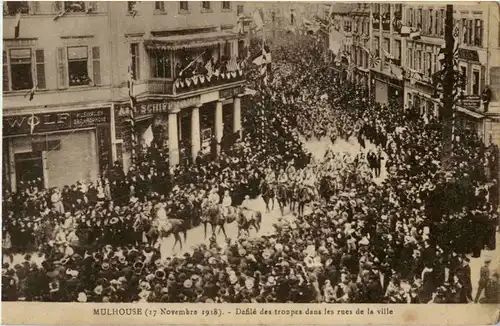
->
<box><xmin>2</xmin><ymin>35</ymin><xmax>499</xmax><ymax>304</ymax></box>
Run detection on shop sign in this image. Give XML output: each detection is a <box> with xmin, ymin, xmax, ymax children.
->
<box><xmin>219</xmin><ymin>86</ymin><xmax>243</xmax><ymax>100</ymax></box>
<box><xmin>461</xmin><ymin>95</ymin><xmax>481</xmax><ymax>109</ymax></box>
<box><xmin>116</xmin><ymin>97</ymin><xmax>202</xmax><ymax>118</ymax></box>
<box><xmin>3</xmin><ymin>108</ymin><xmax>110</xmax><ymax>136</ymax></box>
<box><xmin>116</xmin><ymin>101</ymin><xmax>169</xmax><ymax>117</ymax></box>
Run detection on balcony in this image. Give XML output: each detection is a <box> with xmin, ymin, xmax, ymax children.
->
<box><xmin>135</xmin><ymin>72</ymin><xmax>245</xmax><ymax>98</ymax></box>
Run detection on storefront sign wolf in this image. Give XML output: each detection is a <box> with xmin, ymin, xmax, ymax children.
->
<box><xmin>3</xmin><ymin>108</ymin><xmax>110</xmax><ymax>136</ymax></box>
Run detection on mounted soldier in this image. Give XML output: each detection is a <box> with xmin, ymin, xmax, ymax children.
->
<box><xmin>276</xmin><ymin>168</ymin><xmax>289</xmax><ymax>215</ymax></box>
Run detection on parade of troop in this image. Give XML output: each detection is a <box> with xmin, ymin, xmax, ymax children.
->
<box><xmin>2</xmin><ymin>5</ymin><xmax>500</xmax><ymax>305</ymax></box>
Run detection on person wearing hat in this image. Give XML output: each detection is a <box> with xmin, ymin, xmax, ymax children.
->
<box><xmin>474</xmin><ymin>258</ymin><xmax>492</xmax><ymax>303</ymax></box>
<box><xmin>221</xmin><ymin>190</ymin><xmax>232</xmax><ymax>217</ymax></box>
<box><xmin>456</xmin><ymin>256</ymin><xmax>472</xmax><ymax>302</ymax></box>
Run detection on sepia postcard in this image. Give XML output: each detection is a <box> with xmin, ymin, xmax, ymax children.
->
<box><xmin>1</xmin><ymin>0</ymin><xmax>500</xmax><ymax>325</ymax></box>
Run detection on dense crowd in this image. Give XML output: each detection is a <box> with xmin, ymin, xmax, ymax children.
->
<box><xmin>2</xmin><ymin>35</ymin><xmax>499</xmax><ymax>304</ymax></box>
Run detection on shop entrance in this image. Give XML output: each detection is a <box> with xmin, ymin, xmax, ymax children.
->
<box><xmin>15</xmin><ymin>151</ymin><xmax>44</xmax><ymax>189</ymax></box>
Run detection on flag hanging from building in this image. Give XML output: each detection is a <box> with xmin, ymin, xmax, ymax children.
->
<box><xmin>233</xmin><ymin>13</ymin><xmax>245</xmax><ymax>34</ymax></box>
<box><xmin>390</xmin><ymin>63</ymin><xmax>403</xmax><ymax>79</ymax></box>
<box><xmin>329</xmin><ymin>29</ymin><xmax>343</xmax><ymax>54</ymax></box>
<box><xmin>251</xmin><ymin>47</ymin><xmax>271</xmax><ymax>67</ymax></box>
<box><xmin>253</xmin><ymin>10</ymin><xmax>264</xmax><ymax>31</ymax></box>
<box><xmin>227</xmin><ymin>56</ymin><xmax>238</xmax><ymax>72</ymax></box>
<box><xmin>205</xmin><ymin>60</ymin><xmax>213</xmax><ymax>76</ymax></box>
<box><xmin>14</xmin><ymin>11</ymin><xmax>21</xmax><ymax>38</ymax></box>
<box><xmin>382</xmin><ymin>49</ymin><xmax>394</xmax><ymax>62</ymax></box>
<box><xmin>369</xmin><ymin>51</ymin><xmax>381</xmax><ymax>67</ymax></box>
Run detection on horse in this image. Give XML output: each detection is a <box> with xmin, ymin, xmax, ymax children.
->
<box><xmin>201</xmin><ymin>200</ymin><xmax>222</xmax><ymax>239</ymax></box>
<box><xmin>275</xmin><ymin>183</ymin><xmax>289</xmax><ymax>216</ymax></box>
<box><xmin>236</xmin><ymin>208</ymin><xmax>262</xmax><ymax>238</ymax></box>
<box><xmin>149</xmin><ymin>218</ymin><xmax>188</xmax><ymax>251</ymax></box>
<box><xmin>260</xmin><ymin>180</ymin><xmax>275</xmax><ymax>213</ymax></box>
<box><xmin>201</xmin><ymin>200</ymin><xmax>240</xmax><ymax>240</ymax></box>
<box><xmin>295</xmin><ymin>185</ymin><xmax>313</xmax><ymax>217</ymax></box>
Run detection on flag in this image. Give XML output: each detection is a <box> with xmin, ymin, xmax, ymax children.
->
<box><xmin>192</xmin><ymin>75</ymin><xmax>198</xmax><ymax>85</ymax></box>
<box><xmin>227</xmin><ymin>56</ymin><xmax>238</xmax><ymax>72</ymax></box>
<box><xmin>252</xmin><ymin>47</ymin><xmax>270</xmax><ymax>66</ymax></box>
<box><xmin>14</xmin><ymin>11</ymin><xmax>21</xmax><ymax>38</ymax></box>
<box><xmin>369</xmin><ymin>52</ymin><xmax>381</xmax><ymax>67</ymax></box>
<box><xmin>253</xmin><ymin>10</ymin><xmax>264</xmax><ymax>31</ymax></box>
<box><xmin>390</xmin><ymin>63</ymin><xmax>403</xmax><ymax>79</ymax></box>
<box><xmin>382</xmin><ymin>49</ymin><xmax>394</xmax><ymax>62</ymax></box>
<box><xmin>233</xmin><ymin>13</ymin><xmax>244</xmax><ymax>34</ymax></box>
<box><xmin>205</xmin><ymin>60</ymin><xmax>213</xmax><ymax>76</ymax></box>
<box><xmin>400</xmin><ymin>26</ymin><xmax>411</xmax><ymax>37</ymax></box>
<box><xmin>361</xmin><ymin>46</ymin><xmax>370</xmax><ymax>54</ymax></box>
<box><xmin>24</xmin><ymin>84</ymin><xmax>37</xmax><ymax>101</ymax></box>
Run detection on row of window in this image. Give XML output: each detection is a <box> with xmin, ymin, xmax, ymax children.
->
<box><xmin>4</xmin><ymin>1</ymin><xmax>98</xmax><ymax>15</ymax></box>
<box><xmin>406</xmin><ymin>46</ymin><xmax>482</xmax><ymax>95</ymax></box>
<box><xmin>371</xmin><ymin>37</ymin><xmax>402</xmax><ymax>66</ymax></box>
<box><xmin>3</xmin><ymin>41</ymin><xmax>242</xmax><ymax>92</ymax></box>
<box><xmin>128</xmin><ymin>1</ymin><xmax>233</xmax><ymax>14</ymax></box>
<box><xmin>3</xmin><ymin>46</ymin><xmax>101</xmax><ymax>92</ymax></box>
<box><xmin>4</xmin><ymin>1</ymin><xmax>238</xmax><ymax>15</ymax></box>
<box><xmin>406</xmin><ymin>48</ymin><xmax>438</xmax><ymax>79</ymax></box>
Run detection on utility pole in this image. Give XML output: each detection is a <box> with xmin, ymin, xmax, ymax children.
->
<box><xmin>441</xmin><ymin>4</ymin><xmax>455</xmax><ymax>170</ymax></box>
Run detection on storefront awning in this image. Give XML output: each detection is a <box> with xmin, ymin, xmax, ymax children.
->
<box><xmin>457</xmin><ymin>106</ymin><xmax>484</xmax><ymax>119</ymax></box>
<box><xmin>144</xmin><ymin>31</ymin><xmax>240</xmax><ymax>51</ymax></box>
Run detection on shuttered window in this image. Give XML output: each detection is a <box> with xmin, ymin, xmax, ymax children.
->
<box><xmin>92</xmin><ymin>46</ymin><xmax>101</xmax><ymax>85</ymax></box>
<box><xmin>3</xmin><ymin>51</ymin><xmax>9</xmax><ymax>91</ymax></box>
<box><xmin>35</xmin><ymin>49</ymin><xmax>46</xmax><ymax>89</ymax></box>
<box><xmin>56</xmin><ymin>47</ymin><xmax>68</xmax><ymax>89</ymax></box>
<box><xmin>131</xmin><ymin>43</ymin><xmax>140</xmax><ymax>80</ymax></box>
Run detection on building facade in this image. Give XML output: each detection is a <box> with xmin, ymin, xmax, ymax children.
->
<box><xmin>326</xmin><ymin>2</ymin><xmax>500</xmax><ymax>145</ymax></box>
<box><xmin>3</xmin><ymin>1</ymin><xmax>247</xmax><ymax>192</ymax></box>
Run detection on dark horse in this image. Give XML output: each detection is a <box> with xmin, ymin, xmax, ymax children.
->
<box><xmin>260</xmin><ymin>180</ymin><xmax>275</xmax><ymax>213</ymax></box>
<box><xmin>237</xmin><ymin>208</ymin><xmax>262</xmax><ymax>238</ymax></box>
<box><xmin>275</xmin><ymin>183</ymin><xmax>289</xmax><ymax>216</ymax></box>
<box><xmin>146</xmin><ymin>218</ymin><xmax>188</xmax><ymax>251</ymax></box>
<box><xmin>294</xmin><ymin>185</ymin><xmax>313</xmax><ymax>217</ymax></box>
<box><xmin>201</xmin><ymin>203</ymin><xmax>236</xmax><ymax>240</ymax></box>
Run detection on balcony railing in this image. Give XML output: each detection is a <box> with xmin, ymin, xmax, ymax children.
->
<box><xmin>143</xmin><ymin>72</ymin><xmax>245</xmax><ymax>96</ymax></box>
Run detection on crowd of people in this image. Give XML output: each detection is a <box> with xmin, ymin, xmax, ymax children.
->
<box><xmin>2</xmin><ymin>34</ymin><xmax>499</xmax><ymax>304</ymax></box>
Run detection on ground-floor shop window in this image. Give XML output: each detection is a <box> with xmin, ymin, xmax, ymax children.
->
<box><xmin>15</xmin><ymin>151</ymin><xmax>44</xmax><ymax>190</ymax></box>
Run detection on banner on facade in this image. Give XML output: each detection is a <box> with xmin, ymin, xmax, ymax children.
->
<box><xmin>3</xmin><ymin>108</ymin><xmax>110</xmax><ymax>136</ymax></box>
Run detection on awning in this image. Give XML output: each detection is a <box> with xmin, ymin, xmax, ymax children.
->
<box><xmin>457</xmin><ymin>106</ymin><xmax>484</xmax><ymax>119</ymax></box>
<box><xmin>144</xmin><ymin>31</ymin><xmax>239</xmax><ymax>51</ymax></box>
